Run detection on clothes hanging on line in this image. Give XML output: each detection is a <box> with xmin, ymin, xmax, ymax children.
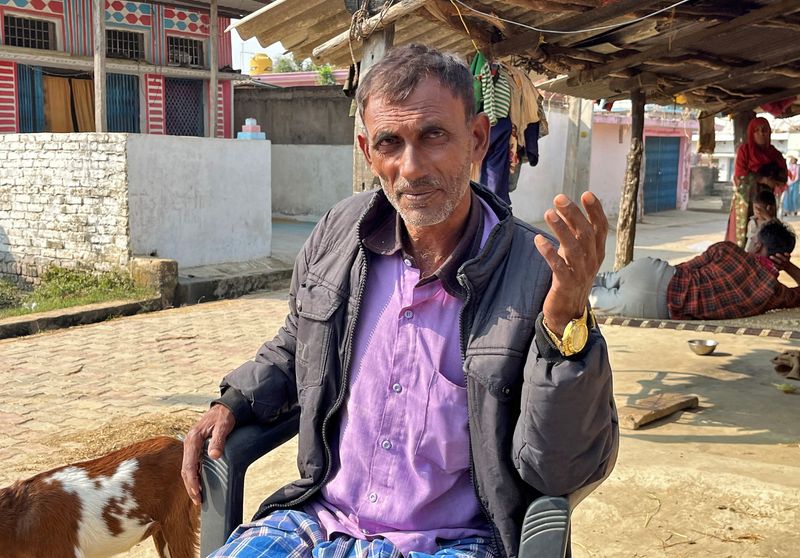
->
<box><xmin>479</xmin><ymin>63</ymin><xmax>512</xmax><ymax>125</ymax></box>
<box><xmin>480</xmin><ymin>116</ymin><xmax>513</xmax><ymax>206</ymax></box>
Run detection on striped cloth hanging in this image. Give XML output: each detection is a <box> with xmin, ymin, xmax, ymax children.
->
<box><xmin>479</xmin><ymin>63</ymin><xmax>511</xmax><ymax>125</ymax></box>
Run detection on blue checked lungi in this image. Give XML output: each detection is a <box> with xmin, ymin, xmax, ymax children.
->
<box><xmin>207</xmin><ymin>510</ymin><xmax>495</xmax><ymax>558</ymax></box>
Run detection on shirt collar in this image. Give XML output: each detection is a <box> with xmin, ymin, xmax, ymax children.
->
<box><xmin>362</xmin><ymin>192</ymin><xmax>485</xmax><ymax>299</ymax></box>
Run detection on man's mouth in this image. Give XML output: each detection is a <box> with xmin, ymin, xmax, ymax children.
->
<box><xmin>402</xmin><ymin>190</ymin><xmax>435</xmax><ymax>201</ymax></box>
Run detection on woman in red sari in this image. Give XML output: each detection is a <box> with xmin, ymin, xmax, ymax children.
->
<box><xmin>726</xmin><ymin>117</ymin><xmax>787</xmax><ymax>247</ymax></box>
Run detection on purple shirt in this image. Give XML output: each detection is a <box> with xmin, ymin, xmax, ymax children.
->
<box><xmin>306</xmin><ymin>195</ymin><xmax>499</xmax><ymax>555</ymax></box>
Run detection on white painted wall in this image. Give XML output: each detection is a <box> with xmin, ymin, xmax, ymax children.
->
<box><xmin>127</xmin><ymin>135</ymin><xmax>271</xmax><ymax>268</ymax></box>
<box><xmin>271</xmin><ymin>144</ymin><xmax>353</xmax><ymax>219</ymax></box>
<box><xmin>511</xmin><ymin>107</ymin><xmax>571</xmax><ymax>223</ymax></box>
<box><xmin>589</xmin><ymin>122</ymin><xmax>630</xmax><ymax>218</ymax></box>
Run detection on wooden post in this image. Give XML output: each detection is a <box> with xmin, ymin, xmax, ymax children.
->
<box><xmin>732</xmin><ymin>110</ymin><xmax>755</xmax><ymax>151</ymax></box>
<box><xmin>614</xmin><ymin>88</ymin><xmax>645</xmax><ymax>271</ymax></box>
<box><xmin>93</xmin><ymin>0</ymin><xmax>106</xmax><ymax>132</ymax></box>
<box><xmin>209</xmin><ymin>0</ymin><xmax>218</xmax><ymax>138</ymax></box>
<box><xmin>353</xmin><ymin>25</ymin><xmax>394</xmax><ymax>193</ymax></box>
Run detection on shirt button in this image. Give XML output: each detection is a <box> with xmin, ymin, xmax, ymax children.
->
<box><xmin>392</xmin><ymin>383</ymin><xmax>402</xmax><ymax>393</ymax></box>
<box><xmin>403</xmin><ymin>258</ymin><xmax>413</xmax><ymax>267</ymax></box>
<box><xmin>381</xmin><ymin>439</ymin><xmax>392</xmax><ymax>450</ymax></box>
<box><xmin>403</xmin><ymin>309</ymin><xmax>414</xmax><ymax>319</ymax></box>
<box><xmin>368</xmin><ymin>492</ymin><xmax>378</xmax><ymax>503</ymax></box>
<box><xmin>361</xmin><ymin>528</ymin><xmax>370</xmax><ymax>535</ymax></box>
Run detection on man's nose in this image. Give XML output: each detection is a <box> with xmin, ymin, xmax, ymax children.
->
<box><xmin>398</xmin><ymin>144</ymin><xmax>428</xmax><ymax>182</ymax></box>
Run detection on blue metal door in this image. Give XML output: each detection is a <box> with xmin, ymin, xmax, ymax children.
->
<box><xmin>643</xmin><ymin>136</ymin><xmax>680</xmax><ymax>213</ymax></box>
<box><xmin>107</xmin><ymin>73</ymin><xmax>140</xmax><ymax>133</ymax></box>
<box><xmin>16</xmin><ymin>64</ymin><xmax>45</xmax><ymax>133</ymax></box>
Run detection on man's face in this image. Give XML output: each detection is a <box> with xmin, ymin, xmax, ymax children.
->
<box><xmin>358</xmin><ymin>78</ymin><xmax>489</xmax><ymax>229</ymax></box>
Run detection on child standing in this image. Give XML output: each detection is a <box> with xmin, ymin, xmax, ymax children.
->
<box><xmin>745</xmin><ymin>189</ymin><xmax>778</xmax><ymax>253</ymax></box>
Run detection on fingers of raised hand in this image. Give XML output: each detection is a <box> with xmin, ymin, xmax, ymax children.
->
<box><xmin>545</xmin><ymin>207</ymin><xmax>591</xmax><ymax>268</ymax></box>
<box><xmin>580</xmin><ymin>191</ymin><xmax>609</xmax><ymax>263</ymax></box>
<box><xmin>534</xmin><ymin>234</ymin><xmax>562</xmax><ymax>272</ymax></box>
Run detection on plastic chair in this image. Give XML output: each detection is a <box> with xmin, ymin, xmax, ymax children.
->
<box><xmin>200</xmin><ymin>408</ymin><xmax>570</xmax><ymax>558</ymax></box>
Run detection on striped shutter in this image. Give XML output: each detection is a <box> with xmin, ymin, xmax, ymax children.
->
<box><xmin>0</xmin><ymin>61</ymin><xmax>18</xmax><ymax>133</ymax></box>
<box><xmin>214</xmin><ymin>80</ymin><xmax>231</xmax><ymax>138</ymax></box>
<box><xmin>145</xmin><ymin>73</ymin><xmax>165</xmax><ymax>134</ymax></box>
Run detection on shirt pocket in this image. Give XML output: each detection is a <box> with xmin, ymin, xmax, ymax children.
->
<box><xmin>414</xmin><ymin>370</ymin><xmax>471</xmax><ymax>474</ymax></box>
<box><xmin>295</xmin><ymin>282</ymin><xmax>344</xmax><ymax>387</ymax></box>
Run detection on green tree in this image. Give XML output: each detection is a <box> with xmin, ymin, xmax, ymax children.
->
<box><xmin>273</xmin><ymin>55</ymin><xmax>299</xmax><ymax>73</ymax></box>
<box><xmin>316</xmin><ymin>64</ymin><xmax>336</xmax><ymax>85</ymax></box>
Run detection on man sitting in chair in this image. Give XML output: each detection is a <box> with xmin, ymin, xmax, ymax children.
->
<box><xmin>590</xmin><ymin>220</ymin><xmax>800</xmax><ymax>320</ymax></box>
<box><xmin>182</xmin><ymin>44</ymin><xmax>618</xmax><ymax>558</ymax></box>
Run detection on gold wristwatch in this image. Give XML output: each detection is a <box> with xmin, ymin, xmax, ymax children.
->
<box><xmin>543</xmin><ymin>307</ymin><xmax>591</xmax><ymax>356</ymax></box>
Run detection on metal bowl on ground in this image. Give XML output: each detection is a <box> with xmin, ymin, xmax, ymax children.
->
<box><xmin>688</xmin><ymin>339</ymin><xmax>718</xmax><ymax>355</ymax></box>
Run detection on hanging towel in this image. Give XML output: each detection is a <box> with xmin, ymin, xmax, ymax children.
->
<box><xmin>480</xmin><ymin>64</ymin><xmax>511</xmax><ymax>125</ymax></box>
<box><xmin>469</xmin><ymin>51</ymin><xmax>486</xmax><ymax>112</ymax></box>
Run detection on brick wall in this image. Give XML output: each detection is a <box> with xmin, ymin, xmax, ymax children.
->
<box><xmin>0</xmin><ymin>133</ymin><xmax>130</xmax><ymax>285</ymax></box>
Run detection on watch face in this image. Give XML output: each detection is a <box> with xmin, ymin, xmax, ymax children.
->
<box><xmin>569</xmin><ymin>322</ymin><xmax>589</xmax><ymax>352</ymax></box>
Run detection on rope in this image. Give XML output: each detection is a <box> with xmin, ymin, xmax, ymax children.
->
<box><xmin>450</xmin><ymin>0</ymin><xmax>692</xmax><ymax>35</ymax></box>
<box><xmin>347</xmin><ymin>0</ymin><xmax>397</xmax><ymax>75</ymax></box>
<box><xmin>449</xmin><ymin>0</ymin><xmax>480</xmax><ymax>53</ymax></box>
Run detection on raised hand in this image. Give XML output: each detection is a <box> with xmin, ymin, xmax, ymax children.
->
<box><xmin>533</xmin><ymin>192</ymin><xmax>608</xmax><ymax>336</ymax></box>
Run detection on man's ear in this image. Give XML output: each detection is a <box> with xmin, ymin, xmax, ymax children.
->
<box><xmin>470</xmin><ymin>113</ymin><xmax>491</xmax><ymax>165</ymax></box>
<box><xmin>357</xmin><ymin>133</ymin><xmax>372</xmax><ymax>166</ymax></box>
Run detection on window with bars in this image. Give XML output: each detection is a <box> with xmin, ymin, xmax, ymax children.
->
<box><xmin>106</xmin><ymin>29</ymin><xmax>145</xmax><ymax>61</ymax></box>
<box><xmin>3</xmin><ymin>15</ymin><xmax>55</xmax><ymax>50</ymax></box>
<box><xmin>167</xmin><ymin>36</ymin><xmax>204</xmax><ymax>68</ymax></box>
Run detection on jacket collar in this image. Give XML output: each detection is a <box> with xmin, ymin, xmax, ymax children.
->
<box><xmin>357</xmin><ymin>182</ymin><xmax>516</xmax><ymax>298</ymax></box>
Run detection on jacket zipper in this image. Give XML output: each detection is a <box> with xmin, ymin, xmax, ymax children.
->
<box><xmin>257</xmin><ymin>213</ymin><xmax>371</xmax><ymax>516</ymax></box>
<box><xmin>458</xmin><ymin>273</ymin><xmax>506</xmax><ymax>558</ymax></box>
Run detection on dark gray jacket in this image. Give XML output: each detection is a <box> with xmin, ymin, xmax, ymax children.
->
<box><xmin>217</xmin><ymin>183</ymin><xmax>618</xmax><ymax>558</ymax></box>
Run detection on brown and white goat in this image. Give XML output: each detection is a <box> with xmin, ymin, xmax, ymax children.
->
<box><xmin>0</xmin><ymin>436</ymin><xmax>199</xmax><ymax>558</ymax></box>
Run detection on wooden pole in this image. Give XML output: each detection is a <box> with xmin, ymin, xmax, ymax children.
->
<box><xmin>93</xmin><ymin>0</ymin><xmax>106</xmax><ymax>132</ymax></box>
<box><xmin>209</xmin><ymin>0</ymin><xmax>218</xmax><ymax>138</ymax></box>
<box><xmin>732</xmin><ymin>111</ymin><xmax>754</xmax><ymax>151</ymax></box>
<box><xmin>352</xmin><ymin>25</ymin><xmax>394</xmax><ymax>193</ymax></box>
<box><xmin>313</xmin><ymin>0</ymin><xmax>421</xmax><ymax>61</ymax></box>
<box><xmin>614</xmin><ymin>88</ymin><xmax>645</xmax><ymax>271</ymax></box>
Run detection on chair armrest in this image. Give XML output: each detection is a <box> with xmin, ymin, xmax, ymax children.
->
<box><xmin>200</xmin><ymin>408</ymin><xmax>301</xmax><ymax>557</ymax></box>
<box><xmin>519</xmin><ymin>495</ymin><xmax>571</xmax><ymax>558</ymax></box>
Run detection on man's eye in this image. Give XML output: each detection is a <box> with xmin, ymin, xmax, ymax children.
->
<box><xmin>377</xmin><ymin>138</ymin><xmax>398</xmax><ymax>149</ymax></box>
<box><xmin>426</xmin><ymin>130</ymin><xmax>445</xmax><ymax>139</ymax></box>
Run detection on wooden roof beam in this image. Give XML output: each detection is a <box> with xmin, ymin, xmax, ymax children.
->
<box><xmin>663</xmin><ymin>52</ymin><xmax>800</xmax><ymax>99</ymax></box>
<box><xmin>230</xmin><ymin>0</ymin><xmax>302</xmax><ymax>41</ymax></box>
<box><xmin>722</xmin><ymin>85</ymin><xmax>800</xmax><ymax>115</ymax></box>
<box><xmin>423</xmin><ymin>0</ymin><xmax>507</xmax><ymax>41</ymax></box>
<box><xmin>492</xmin><ymin>0</ymin><xmax>665</xmax><ymax>59</ymax></box>
<box><xmin>569</xmin><ymin>0</ymin><xmax>800</xmax><ymax>87</ymax></box>
<box><xmin>312</xmin><ymin>0</ymin><xmax>429</xmax><ymax>61</ymax></box>
<box><xmin>499</xmin><ymin>0</ymin><xmax>585</xmax><ymax>12</ymax></box>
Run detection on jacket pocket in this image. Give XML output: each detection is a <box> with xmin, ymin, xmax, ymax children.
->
<box><xmin>295</xmin><ymin>282</ymin><xmax>343</xmax><ymax>387</ymax></box>
<box><xmin>465</xmin><ymin>352</ymin><xmax>523</xmax><ymax>402</ymax></box>
<box><xmin>414</xmin><ymin>370</ymin><xmax>471</xmax><ymax>473</ymax></box>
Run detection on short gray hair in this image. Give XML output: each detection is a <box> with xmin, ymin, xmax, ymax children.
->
<box><xmin>356</xmin><ymin>43</ymin><xmax>475</xmax><ymax>122</ymax></box>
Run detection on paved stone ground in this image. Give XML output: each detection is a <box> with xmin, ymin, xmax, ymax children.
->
<box><xmin>2</xmin><ymin>205</ymin><xmax>799</xmax><ymax>557</ymax></box>
<box><xmin>0</xmin><ymin>290</ymin><xmax>290</xmax><ymax>486</ymax></box>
